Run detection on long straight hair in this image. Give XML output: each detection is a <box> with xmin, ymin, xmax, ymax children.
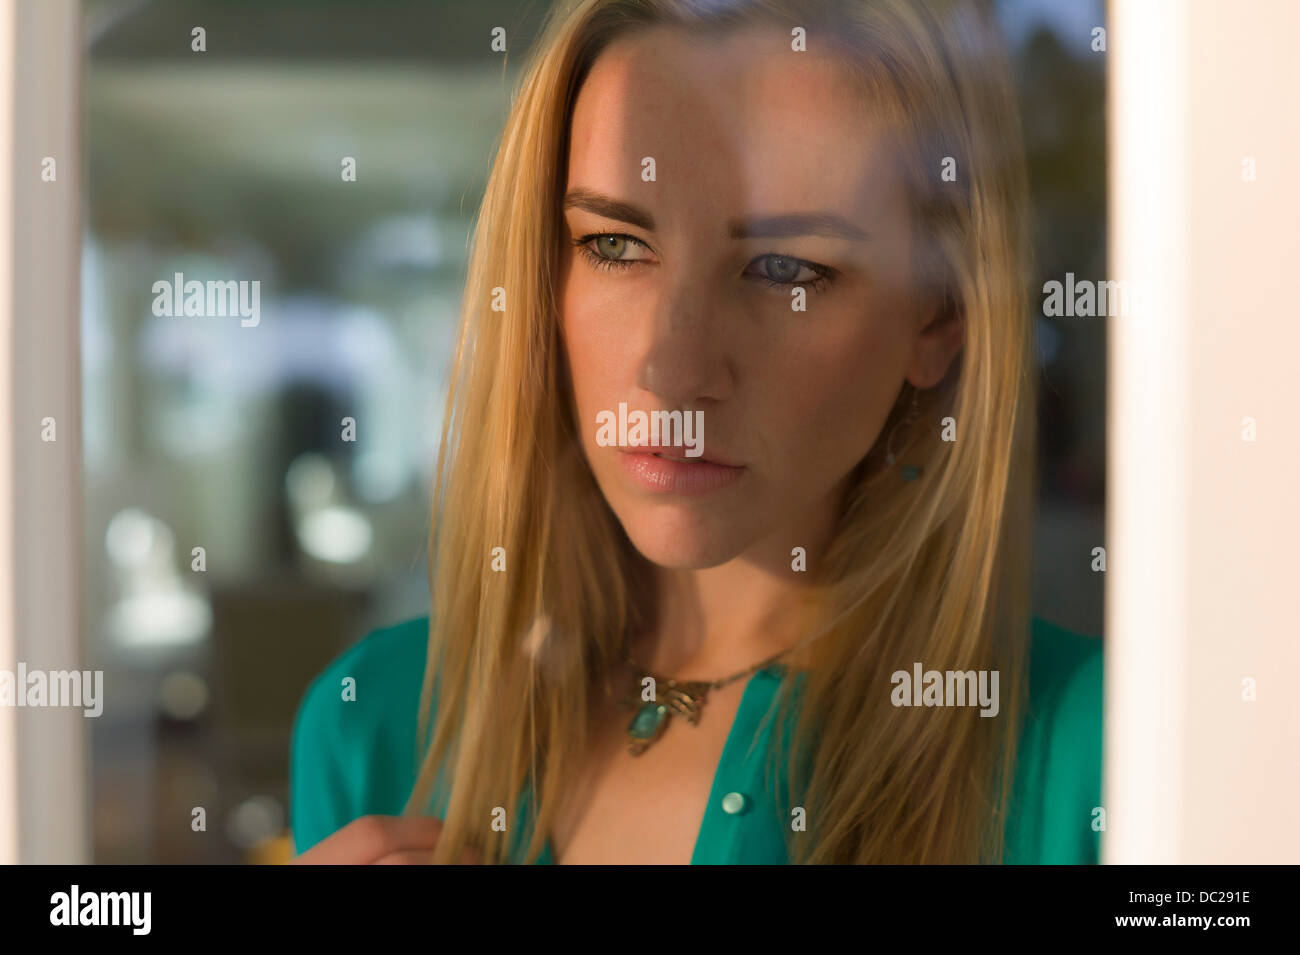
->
<box><xmin>406</xmin><ymin>0</ymin><xmax>1035</xmax><ymax>864</ymax></box>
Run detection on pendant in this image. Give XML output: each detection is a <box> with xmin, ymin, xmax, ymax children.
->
<box><xmin>618</xmin><ymin>676</ymin><xmax>713</xmax><ymax>756</ymax></box>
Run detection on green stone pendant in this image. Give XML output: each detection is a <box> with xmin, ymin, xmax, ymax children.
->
<box><xmin>627</xmin><ymin>702</ymin><xmax>669</xmax><ymax>755</ymax></box>
<box><xmin>619</xmin><ymin>676</ymin><xmax>713</xmax><ymax>756</ymax></box>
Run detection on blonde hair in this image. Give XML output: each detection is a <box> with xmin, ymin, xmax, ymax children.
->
<box><xmin>407</xmin><ymin>0</ymin><xmax>1035</xmax><ymax>864</ymax></box>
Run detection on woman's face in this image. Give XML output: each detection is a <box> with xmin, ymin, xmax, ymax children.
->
<box><xmin>559</xmin><ymin>25</ymin><xmax>962</xmax><ymax>570</ymax></box>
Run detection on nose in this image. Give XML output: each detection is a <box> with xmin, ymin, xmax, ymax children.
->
<box><xmin>636</xmin><ymin>271</ymin><xmax>732</xmax><ymax>405</ymax></box>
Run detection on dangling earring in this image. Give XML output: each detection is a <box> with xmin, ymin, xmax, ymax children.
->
<box><xmin>884</xmin><ymin>385</ymin><xmax>924</xmax><ymax>481</ymax></box>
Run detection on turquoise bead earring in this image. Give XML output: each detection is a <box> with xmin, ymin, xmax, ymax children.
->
<box><xmin>884</xmin><ymin>385</ymin><xmax>924</xmax><ymax>481</ymax></box>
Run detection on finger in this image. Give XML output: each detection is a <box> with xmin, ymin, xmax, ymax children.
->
<box><xmin>293</xmin><ymin>815</ymin><xmax>445</xmax><ymax>865</ymax></box>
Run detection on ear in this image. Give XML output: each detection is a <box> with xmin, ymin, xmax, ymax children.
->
<box><xmin>903</xmin><ymin>291</ymin><xmax>963</xmax><ymax>390</ymax></box>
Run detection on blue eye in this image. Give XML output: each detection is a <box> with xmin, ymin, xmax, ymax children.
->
<box><xmin>760</xmin><ymin>256</ymin><xmax>803</xmax><ymax>282</ymax></box>
<box><xmin>744</xmin><ymin>254</ymin><xmax>834</xmax><ymax>293</ymax></box>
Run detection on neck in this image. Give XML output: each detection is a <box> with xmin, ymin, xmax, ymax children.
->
<box><xmin>632</xmin><ymin>486</ymin><xmax>842</xmax><ymax>681</ymax></box>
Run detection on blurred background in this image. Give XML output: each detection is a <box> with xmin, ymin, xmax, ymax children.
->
<box><xmin>76</xmin><ymin>0</ymin><xmax>1106</xmax><ymax>863</ymax></box>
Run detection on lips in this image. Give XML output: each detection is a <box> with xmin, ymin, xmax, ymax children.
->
<box><xmin>617</xmin><ymin>443</ymin><xmax>742</xmax><ymax>468</ymax></box>
<box><xmin>616</xmin><ymin>446</ymin><xmax>746</xmax><ymax>495</ymax></box>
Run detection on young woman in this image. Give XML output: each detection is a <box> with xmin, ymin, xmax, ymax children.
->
<box><xmin>290</xmin><ymin>0</ymin><xmax>1103</xmax><ymax>865</ymax></box>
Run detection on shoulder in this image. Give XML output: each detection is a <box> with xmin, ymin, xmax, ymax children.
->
<box><xmin>289</xmin><ymin>615</ymin><xmax>431</xmax><ymax>854</ymax></box>
<box><xmin>1003</xmin><ymin>615</ymin><xmax>1104</xmax><ymax>864</ymax></box>
<box><xmin>304</xmin><ymin>614</ymin><xmax>430</xmax><ymax>699</ymax></box>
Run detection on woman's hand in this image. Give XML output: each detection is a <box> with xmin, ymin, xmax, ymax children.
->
<box><xmin>290</xmin><ymin>815</ymin><xmax>481</xmax><ymax>864</ymax></box>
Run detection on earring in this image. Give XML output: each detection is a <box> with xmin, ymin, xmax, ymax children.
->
<box><xmin>884</xmin><ymin>386</ymin><xmax>924</xmax><ymax>481</ymax></box>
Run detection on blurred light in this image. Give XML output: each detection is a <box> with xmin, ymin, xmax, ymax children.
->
<box><xmin>349</xmin><ymin>214</ymin><xmax>442</xmax><ymax>272</ymax></box>
<box><xmin>108</xmin><ymin>590</ymin><xmax>211</xmax><ymax>650</ymax></box>
<box><xmin>297</xmin><ymin>505</ymin><xmax>373</xmax><ymax>564</ymax></box>
<box><xmin>105</xmin><ymin>507</ymin><xmax>165</xmax><ymax>568</ymax></box>
<box><xmin>158</xmin><ymin>671</ymin><xmax>209</xmax><ymax>720</ymax></box>
<box><xmin>141</xmin><ymin>296</ymin><xmax>394</xmax><ymax>399</ymax></box>
<box><xmin>285</xmin><ymin>452</ymin><xmax>337</xmax><ymax>510</ymax></box>
<box><xmin>104</xmin><ymin>508</ymin><xmax>212</xmax><ymax>650</ymax></box>
<box><xmin>226</xmin><ymin>796</ymin><xmax>285</xmax><ymax>851</ymax></box>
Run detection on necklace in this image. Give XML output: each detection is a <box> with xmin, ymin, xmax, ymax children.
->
<box><xmin>617</xmin><ymin>627</ymin><xmax>827</xmax><ymax>756</ymax></box>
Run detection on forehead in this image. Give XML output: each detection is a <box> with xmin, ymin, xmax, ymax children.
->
<box><xmin>565</xmin><ymin>24</ymin><xmax>905</xmax><ymax>224</ymax></box>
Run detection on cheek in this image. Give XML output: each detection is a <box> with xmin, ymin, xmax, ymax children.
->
<box><xmin>559</xmin><ymin>253</ymin><xmax>635</xmax><ymax>427</ymax></box>
<box><xmin>760</xmin><ymin>306</ymin><xmax>907</xmax><ymax>473</ymax></box>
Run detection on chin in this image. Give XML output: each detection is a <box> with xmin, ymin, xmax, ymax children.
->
<box><xmin>615</xmin><ymin>502</ymin><xmax>753</xmax><ymax>570</ymax></box>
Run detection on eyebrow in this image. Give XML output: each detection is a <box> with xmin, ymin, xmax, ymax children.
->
<box><xmin>563</xmin><ymin>189</ymin><xmax>656</xmax><ymax>232</ymax></box>
<box><xmin>563</xmin><ymin>188</ymin><xmax>869</xmax><ymax>242</ymax></box>
<box><xmin>728</xmin><ymin>212</ymin><xmax>869</xmax><ymax>242</ymax></box>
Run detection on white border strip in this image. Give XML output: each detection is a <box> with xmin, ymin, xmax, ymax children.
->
<box><xmin>0</xmin><ymin>0</ymin><xmax>20</xmax><ymax>866</ymax></box>
<box><xmin>2</xmin><ymin>0</ymin><xmax>86</xmax><ymax>864</ymax></box>
<box><xmin>1105</xmin><ymin>0</ymin><xmax>1189</xmax><ymax>864</ymax></box>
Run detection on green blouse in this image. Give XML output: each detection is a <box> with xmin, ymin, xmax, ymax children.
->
<box><xmin>290</xmin><ymin>614</ymin><xmax>1103</xmax><ymax>863</ymax></box>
